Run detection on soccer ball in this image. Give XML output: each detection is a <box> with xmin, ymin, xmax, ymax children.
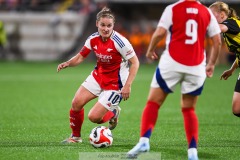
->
<box><xmin>89</xmin><ymin>126</ymin><xmax>113</xmax><ymax>148</ymax></box>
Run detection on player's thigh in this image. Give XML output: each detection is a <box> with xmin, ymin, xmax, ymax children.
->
<box><xmin>72</xmin><ymin>75</ymin><xmax>100</xmax><ymax>108</ymax></box>
<box><xmin>98</xmin><ymin>90</ymin><xmax>122</xmax><ymax>111</ymax></box>
<box><xmin>151</xmin><ymin>67</ymin><xmax>182</xmax><ymax>93</ymax></box>
<box><xmin>81</xmin><ymin>74</ymin><xmax>102</xmax><ymax>97</ymax></box>
<box><xmin>88</xmin><ymin>90</ymin><xmax>122</xmax><ymax>120</ymax></box>
<box><xmin>233</xmin><ymin>76</ymin><xmax>240</xmax><ymax>113</ymax></box>
<box><xmin>88</xmin><ymin>102</ymin><xmax>109</xmax><ymax>121</ymax></box>
<box><xmin>147</xmin><ymin>87</ymin><xmax>168</xmax><ymax>106</ymax></box>
<box><xmin>181</xmin><ymin>94</ymin><xmax>198</xmax><ymax>108</ymax></box>
<box><xmin>72</xmin><ymin>86</ymin><xmax>97</xmax><ymax>108</ymax></box>
<box><xmin>181</xmin><ymin>73</ymin><xmax>206</xmax><ymax>95</ymax></box>
<box><xmin>232</xmin><ymin>92</ymin><xmax>240</xmax><ymax>113</ymax></box>
<box><xmin>73</xmin><ymin>85</ymin><xmax>97</xmax><ymax>103</ymax></box>
<box><xmin>180</xmin><ymin>74</ymin><xmax>204</xmax><ymax>108</ymax></box>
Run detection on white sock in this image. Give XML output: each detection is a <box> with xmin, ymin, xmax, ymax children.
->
<box><xmin>139</xmin><ymin>137</ymin><xmax>149</xmax><ymax>143</ymax></box>
<box><xmin>188</xmin><ymin>148</ymin><xmax>198</xmax><ymax>157</ymax></box>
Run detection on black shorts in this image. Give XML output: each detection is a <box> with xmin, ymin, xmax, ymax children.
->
<box><xmin>234</xmin><ymin>74</ymin><xmax>240</xmax><ymax>92</ymax></box>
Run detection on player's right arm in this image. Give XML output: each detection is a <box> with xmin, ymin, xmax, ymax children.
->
<box><xmin>206</xmin><ymin>33</ymin><xmax>222</xmax><ymax>78</ymax></box>
<box><xmin>206</xmin><ymin>9</ymin><xmax>222</xmax><ymax>78</ymax></box>
<box><xmin>57</xmin><ymin>53</ymin><xmax>85</xmax><ymax>72</ymax></box>
<box><xmin>57</xmin><ymin>35</ymin><xmax>92</xmax><ymax>72</ymax></box>
<box><xmin>146</xmin><ymin>6</ymin><xmax>169</xmax><ymax>60</ymax></box>
<box><xmin>146</xmin><ymin>27</ymin><xmax>167</xmax><ymax>60</ymax></box>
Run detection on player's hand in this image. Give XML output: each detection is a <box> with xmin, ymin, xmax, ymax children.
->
<box><xmin>206</xmin><ymin>64</ymin><xmax>215</xmax><ymax>78</ymax></box>
<box><xmin>120</xmin><ymin>85</ymin><xmax>131</xmax><ymax>101</ymax></box>
<box><xmin>220</xmin><ymin>70</ymin><xmax>232</xmax><ymax>80</ymax></box>
<box><xmin>57</xmin><ymin>62</ymin><xmax>69</xmax><ymax>72</ymax></box>
<box><xmin>146</xmin><ymin>51</ymin><xmax>158</xmax><ymax>60</ymax></box>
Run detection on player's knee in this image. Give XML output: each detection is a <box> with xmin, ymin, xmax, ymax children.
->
<box><xmin>71</xmin><ymin>98</ymin><xmax>83</xmax><ymax>111</ymax></box>
<box><xmin>88</xmin><ymin>114</ymin><xmax>101</xmax><ymax>123</ymax></box>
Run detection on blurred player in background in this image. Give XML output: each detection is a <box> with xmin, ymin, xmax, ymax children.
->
<box><xmin>57</xmin><ymin>7</ymin><xmax>139</xmax><ymax>143</ymax></box>
<box><xmin>0</xmin><ymin>20</ymin><xmax>7</xmax><ymax>60</ymax></box>
<box><xmin>127</xmin><ymin>0</ymin><xmax>221</xmax><ymax>160</ymax></box>
<box><xmin>209</xmin><ymin>1</ymin><xmax>240</xmax><ymax>118</ymax></box>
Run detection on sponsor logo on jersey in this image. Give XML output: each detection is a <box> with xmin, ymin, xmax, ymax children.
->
<box><xmin>107</xmin><ymin>48</ymin><xmax>113</xmax><ymax>52</ymax></box>
<box><xmin>96</xmin><ymin>53</ymin><xmax>112</xmax><ymax>62</ymax></box>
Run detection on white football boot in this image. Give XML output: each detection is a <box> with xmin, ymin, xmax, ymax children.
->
<box><xmin>188</xmin><ymin>148</ymin><xmax>198</xmax><ymax>160</ymax></box>
<box><xmin>127</xmin><ymin>137</ymin><xmax>150</xmax><ymax>158</ymax></box>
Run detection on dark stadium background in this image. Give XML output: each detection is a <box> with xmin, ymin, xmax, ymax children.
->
<box><xmin>1</xmin><ymin>1</ymin><xmax>240</xmax><ymax>160</ymax></box>
<box><xmin>0</xmin><ymin>0</ymin><xmax>239</xmax><ymax>64</ymax></box>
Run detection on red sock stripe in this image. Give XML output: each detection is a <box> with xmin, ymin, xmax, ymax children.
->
<box><xmin>140</xmin><ymin>101</ymin><xmax>160</xmax><ymax>138</ymax></box>
<box><xmin>182</xmin><ymin>107</ymin><xmax>198</xmax><ymax>148</ymax></box>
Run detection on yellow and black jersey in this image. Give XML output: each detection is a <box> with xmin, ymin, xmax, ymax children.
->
<box><xmin>221</xmin><ymin>17</ymin><xmax>240</xmax><ymax>67</ymax></box>
<box><xmin>0</xmin><ymin>21</ymin><xmax>7</xmax><ymax>45</ymax></box>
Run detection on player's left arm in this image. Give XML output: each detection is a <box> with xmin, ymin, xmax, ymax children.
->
<box><xmin>220</xmin><ymin>59</ymin><xmax>239</xmax><ymax>80</ymax></box>
<box><xmin>121</xmin><ymin>55</ymin><xmax>139</xmax><ymax>101</ymax></box>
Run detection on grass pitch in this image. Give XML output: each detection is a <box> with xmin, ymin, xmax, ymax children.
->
<box><xmin>0</xmin><ymin>61</ymin><xmax>239</xmax><ymax>160</ymax></box>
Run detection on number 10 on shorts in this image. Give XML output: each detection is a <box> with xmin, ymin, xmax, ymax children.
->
<box><xmin>108</xmin><ymin>91</ymin><xmax>122</xmax><ymax>106</ymax></box>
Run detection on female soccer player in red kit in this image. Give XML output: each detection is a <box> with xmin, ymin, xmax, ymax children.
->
<box><xmin>57</xmin><ymin>7</ymin><xmax>139</xmax><ymax>143</ymax></box>
<box><xmin>127</xmin><ymin>0</ymin><xmax>221</xmax><ymax>160</ymax></box>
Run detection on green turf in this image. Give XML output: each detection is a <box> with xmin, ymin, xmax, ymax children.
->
<box><xmin>0</xmin><ymin>61</ymin><xmax>239</xmax><ymax>160</ymax></box>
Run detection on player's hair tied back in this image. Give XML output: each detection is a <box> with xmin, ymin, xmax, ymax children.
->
<box><xmin>96</xmin><ymin>6</ymin><xmax>115</xmax><ymax>22</ymax></box>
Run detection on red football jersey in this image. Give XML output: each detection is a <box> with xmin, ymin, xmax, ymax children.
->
<box><xmin>158</xmin><ymin>0</ymin><xmax>220</xmax><ymax>66</ymax></box>
<box><xmin>79</xmin><ymin>31</ymin><xmax>136</xmax><ymax>90</ymax></box>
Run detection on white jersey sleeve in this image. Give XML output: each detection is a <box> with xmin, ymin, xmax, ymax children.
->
<box><xmin>207</xmin><ymin>8</ymin><xmax>221</xmax><ymax>37</ymax></box>
<box><xmin>157</xmin><ymin>5</ymin><xmax>173</xmax><ymax>29</ymax></box>
<box><xmin>111</xmin><ymin>31</ymin><xmax>136</xmax><ymax>60</ymax></box>
<box><xmin>84</xmin><ymin>32</ymin><xmax>99</xmax><ymax>50</ymax></box>
<box><xmin>84</xmin><ymin>37</ymin><xmax>91</xmax><ymax>50</ymax></box>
